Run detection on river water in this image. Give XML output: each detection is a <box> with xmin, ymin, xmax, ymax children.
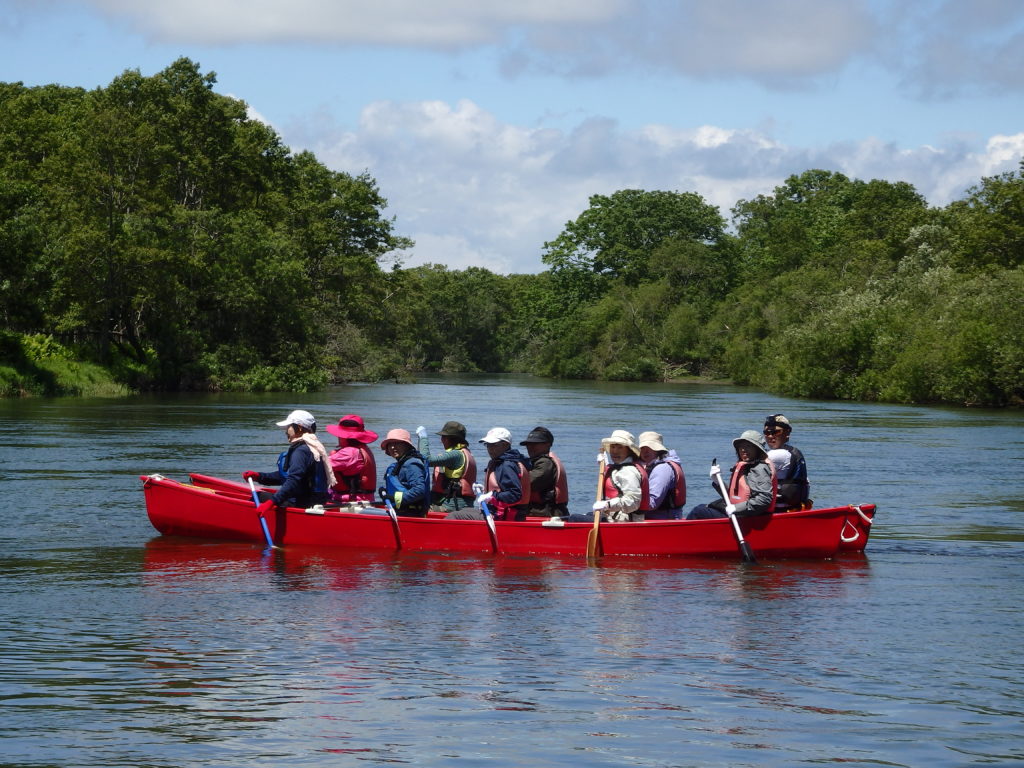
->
<box><xmin>1</xmin><ymin>375</ymin><xmax>1022</xmax><ymax>767</ymax></box>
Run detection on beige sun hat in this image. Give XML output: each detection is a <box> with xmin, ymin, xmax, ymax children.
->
<box><xmin>638</xmin><ymin>431</ymin><xmax>667</xmax><ymax>453</ymax></box>
<box><xmin>602</xmin><ymin>429</ymin><xmax>640</xmax><ymax>456</ymax></box>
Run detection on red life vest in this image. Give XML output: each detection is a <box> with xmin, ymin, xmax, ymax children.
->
<box><xmin>431</xmin><ymin>445</ymin><xmax>477</xmax><ymax>497</ymax></box>
<box><xmin>645</xmin><ymin>458</ymin><xmax>686</xmax><ymax>510</ymax></box>
<box><xmin>603</xmin><ymin>461</ymin><xmax>650</xmax><ymax>510</ymax></box>
<box><xmin>528</xmin><ymin>450</ymin><xmax>569</xmax><ymax>505</ymax></box>
<box><xmin>728</xmin><ymin>460</ymin><xmax>777</xmax><ymax>514</ymax></box>
<box><xmin>331</xmin><ymin>442</ymin><xmax>377</xmax><ymax>501</ymax></box>
<box><xmin>485</xmin><ymin>458</ymin><xmax>532</xmax><ymax>514</ymax></box>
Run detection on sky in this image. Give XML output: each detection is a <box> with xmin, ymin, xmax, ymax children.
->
<box><xmin>2</xmin><ymin>0</ymin><xmax>1023</xmax><ymax>274</ymax></box>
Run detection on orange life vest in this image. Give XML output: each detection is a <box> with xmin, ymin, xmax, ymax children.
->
<box><xmin>431</xmin><ymin>446</ymin><xmax>477</xmax><ymax>498</ymax></box>
<box><xmin>728</xmin><ymin>460</ymin><xmax>777</xmax><ymax>514</ymax></box>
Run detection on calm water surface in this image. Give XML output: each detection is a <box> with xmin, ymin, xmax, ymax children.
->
<box><xmin>1</xmin><ymin>375</ymin><xmax>1022</xmax><ymax>767</ymax></box>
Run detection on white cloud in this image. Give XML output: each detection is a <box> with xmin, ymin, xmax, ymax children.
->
<box><xmin>293</xmin><ymin>98</ymin><xmax>1024</xmax><ymax>274</ymax></box>
<box><xmin>87</xmin><ymin>0</ymin><xmax>625</xmax><ymax>46</ymax></box>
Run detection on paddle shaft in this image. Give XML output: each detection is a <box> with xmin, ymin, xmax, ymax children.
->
<box><xmin>712</xmin><ymin>464</ymin><xmax>757</xmax><ymax>564</ymax></box>
<box><xmin>480</xmin><ymin>499</ymin><xmax>499</xmax><ymax>553</ymax></box>
<box><xmin>247</xmin><ymin>477</ymin><xmax>277</xmax><ymax>550</ymax></box>
<box><xmin>383</xmin><ymin>497</ymin><xmax>402</xmax><ymax>549</ymax></box>
<box><xmin>587</xmin><ymin>452</ymin><xmax>605</xmax><ymax>559</ymax></box>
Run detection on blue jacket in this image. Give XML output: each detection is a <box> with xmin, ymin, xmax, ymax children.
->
<box><xmin>384</xmin><ymin>450</ymin><xmax>429</xmax><ymax>513</ymax></box>
<box><xmin>258</xmin><ymin>441</ymin><xmax>329</xmax><ymax>508</ymax></box>
<box><xmin>487</xmin><ymin>448</ymin><xmax>531</xmax><ymax>507</ymax></box>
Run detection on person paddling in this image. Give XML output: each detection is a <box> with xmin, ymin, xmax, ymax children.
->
<box><xmin>687</xmin><ymin>430</ymin><xmax>776</xmax><ymax>520</ymax></box>
<box><xmin>243</xmin><ymin>409</ymin><xmax>333</xmax><ymax>516</ymax></box>
<box><xmin>380</xmin><ymin>428</ymin><xmax>429</xmax><ymax>517</ymax></box>
<box><xmin>447</xmin><ymin>427</ymin><xmax>531</xmax><ymax>521</ymax></box>
<box><xmin>572</xmin><ymin>430</ymin><xmax>647</xmax><ymax>523</ymax></box>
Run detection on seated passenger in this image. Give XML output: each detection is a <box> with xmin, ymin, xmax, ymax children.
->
<box><xmin>242</xmin><ymin>409</ymin><xmax>334</xmax><ymax>515</ymax></box>
<box><xmin>325</xmin><ymin>413</ymin><xmax>378</xmax><ymax>504</ymax></box>
<box><xmin>519</xmin><ymin>426</ymin><xmax>569</xmax><ymax>518</ymax></box>
<box><xmin>686</xmin><ymin>430</ymin><xmax>776</xmax><ymax>520</ymax></box>
<box><xmin>447</xmin><ymin>427</ymin><xmax>531</xmax><ymax>521</ymax></box>
<box><xmin>380</xmin><ymin>428</ymin><xmax>429</xmax><ymax>517</ymax></box>
<box><xmin>570</xmin><ymin>430</ymin><xmax>647</xmax><ymax>523</ymax></box>
<box><xmin>638</xmin><ymin>431</ymin><xmax>686</xmax><ymax>520</ymax></box>
<box><xmin>416</xmin><ymin>421</ymin><xmax>477</xmax><ymax>513</ymax></box>
<box><xmin>762</xmin><ymin>413</ymin><xmax>811</xmax><ymax>511</ymax></box>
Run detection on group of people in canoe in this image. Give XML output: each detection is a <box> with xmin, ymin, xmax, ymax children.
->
<box><xmin>242</xmin><ymin>410</ymin><xmax>811</xmax><ymax>523</ymax></box>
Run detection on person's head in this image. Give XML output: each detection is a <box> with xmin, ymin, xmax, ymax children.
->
<box><xmin>763</xmin><ymin>413</ymin><xmax>793</xmax><ymax>450</ymax></box>
<box><xmin>602</xmin><ymin>429</ymin><xmax>639</xmax><ymax>463</ymax></box>
<box><xmin>519</xmin><ymin>426</ymin><xmax>554</xmax><ymax>459</ymax></box>
<box><xmin>380</xmin><ymin>428</ymin><xmax>415</xmax><ymax>460</ymax></box>
<box><xmin>637</xmin><ymin>431</ymin><xmax>668</xmax><ymax>464</ymax></box>
<box><xmin>437</xmin><ymin>420</ymin><xmax>468</xmax><ymax>449</ymax></box>
<box><xmin>325</xmin><ymin>413</ymin><xmax>378</xmax><ymax>447</ymax></box>
<box><xmin>276</xmin><ymin>409</ymin><xmax>316</xmax><ymax>440</ymax></box>
<box><xmin>733</xmin><ymin>429</ymin><xmax>768</xmax><ymax>463</ymax></box>
<box><xmin>480</xmin><ymin>427</ymin><xmax>512</xmax><ymax>460</ymax></box>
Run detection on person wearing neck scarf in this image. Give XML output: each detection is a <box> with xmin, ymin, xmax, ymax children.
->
<box><xmin>242</xmin><ymin>409</ymin><xmax>332</xmax><ymax>512</ymax></box>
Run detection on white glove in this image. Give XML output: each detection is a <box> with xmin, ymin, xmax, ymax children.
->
<box><xmin>725</xmin><ymin>504</ymin><xmax>737</xmax><ymax>515</ymax></box>
<box><xmin>472</xmin><ymin>482</ymin><xmax>485</xmax><ymax>496</ymax></box>
<box><xmin>415</xmin><ymin>425</ymin><xmax>427</xmax><ymax>438</ymax></box>
<box><xmin>476</xmin><ymin>491</ymin><xmax>494</xmax><ymax>506</ymax></box>
<box><xmin>709</xmin><ymin>464</ymin><xmax>721</xmax><ymax>478</ymax></box>
<box><xmin>592</xmin><ymin>500</ymin><xmax>608</xmax><ymax>512</ymax></box>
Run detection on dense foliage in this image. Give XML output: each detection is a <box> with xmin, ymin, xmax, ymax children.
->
<box><xmin>2</xmin><ymin>60</ymin><xmax>1021</xmax><ymax>405</ymax></box>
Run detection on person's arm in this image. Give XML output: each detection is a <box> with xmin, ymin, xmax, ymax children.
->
<box><xmin>734</xmin><ymin>462</ymin><xmax>774</xmax><ymax>516</ymax></box>
<box><xmin>646</xmin><ymin>463</ymin><xmax>671</xmax><ymax>510</ymax></box>
<box><xmin>492</xmin><ymin>460</ymin><xmax>522</xmax><ymax>506</ymax></box>
<box><xmin>398</xmin><ymin>458</ymin><xmax>428</xmax><ymax>505</ymax></box>
<box><xmin>419</xmin><ymin>440</ymin><xmax>465</xmax><ymax>469</ymax></box>
<box><xmin>527</xmin><ymin>455</ymin><xmax>555</xmax><ymax>492</ymax></box>
<box><xmin>271</xmin><ymin>444</ymin><xmax>313</xmax><ymax>506</ymax></box>
<box><xmin>605</xmin><ymin>465</ymin><xmax>641</xmax><ymax>514</ymax></box>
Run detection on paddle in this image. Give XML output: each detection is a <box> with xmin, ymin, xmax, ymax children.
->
<box><xmin>711</xmin><ymin>458</ymin><xmax>756</xmax><ymax>564</ymax></box>
<box><xmin>473</xmin><ymin>482</ymin><xmax>499</xmax><ymax>553</ymax></box>
<box><xmin>587</xmin><ymin>450</ymin><xmax>606</xmax><ymax>559</ymax></box>
<box><xmin>247</xmin><ymin>477</ymin><xmax>277</xmax><ymax>551</ymax></box>
<box><xmin>383</xmin><ymin>495</ymin><xmax>402</xmax><ymax>549</ymax></box>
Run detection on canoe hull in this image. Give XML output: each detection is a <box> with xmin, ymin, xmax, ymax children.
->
<box><xmin>140</xmin><ymin>473</ymin><xmax>876</xmax><ymax>560</ymax></box>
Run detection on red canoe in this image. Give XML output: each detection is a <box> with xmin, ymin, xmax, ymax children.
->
<box><xmin>140</xmin><ymin>473</ymin><xmax>877</xmax><ymax>560</ymax></box>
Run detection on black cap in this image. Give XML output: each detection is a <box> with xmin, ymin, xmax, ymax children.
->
<box><xmin>764</xmin><ymin>413</ymin><xmax>792</xmax><ymax>431</ymax></box>
<box><xmin>520</xmin><ymin>426</ymin><xmax>554</xmax><ymax>445</ymax></box>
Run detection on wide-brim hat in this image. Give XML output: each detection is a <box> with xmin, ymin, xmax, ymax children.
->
<box><xmin>733</xmin><ymin>429</ymin><xmax>768</xmax><ymax>459</ymax></box>
<box><xmin>326</xmin><ymin>413</ymin><xmax>377</xmax><ymax>443</ymax></box>
<box><xmin>520</xmin><ymin>426</ymin><xmax>554</xmax><ymax>445</ymax></box>
<box><xmin>637</xmin><ymin>430</ymin><xmax>667</xmax><ymax>453</ymax></box>
<box><xmin>276</xmin><ymin>409</ymin><xmax>316</xmax><ymax>431</ymax></box>
<box><xmin>380</xmin><ymin>428</ymin><xmax>414</xmax><ymax>452</ymax></box>
<box><xmin>602</xmin><ymin>429</ymin><xmax>640</xmax><ymax>456</ymax></box>
<box><xmin>437</xmin><ymin>420</ymin><xmax>467</xmax><ymax>440</ymax></box>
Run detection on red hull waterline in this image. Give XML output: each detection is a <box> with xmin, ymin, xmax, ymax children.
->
<box><xmin>140</xmin><ymin>473</ymin><xmax>876</xmax><ymax>560</ymax></box>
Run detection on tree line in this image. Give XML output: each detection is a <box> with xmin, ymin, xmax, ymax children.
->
<box><xmin>1</xmin><ymin>58</ymin><xmax>1021</xmax><ymax>406</ymax></box>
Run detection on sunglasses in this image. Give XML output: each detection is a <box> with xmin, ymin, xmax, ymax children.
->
<box><xmin>763</xmin><ymin>428</ymin><xmax>785</xmax><ymax>436</ymax></box>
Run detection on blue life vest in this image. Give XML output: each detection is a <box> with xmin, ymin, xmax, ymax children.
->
<box><xmin>277</xmin><ymin>443</ymin><xmax>329</xmax><ymax>496</ymax></box>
